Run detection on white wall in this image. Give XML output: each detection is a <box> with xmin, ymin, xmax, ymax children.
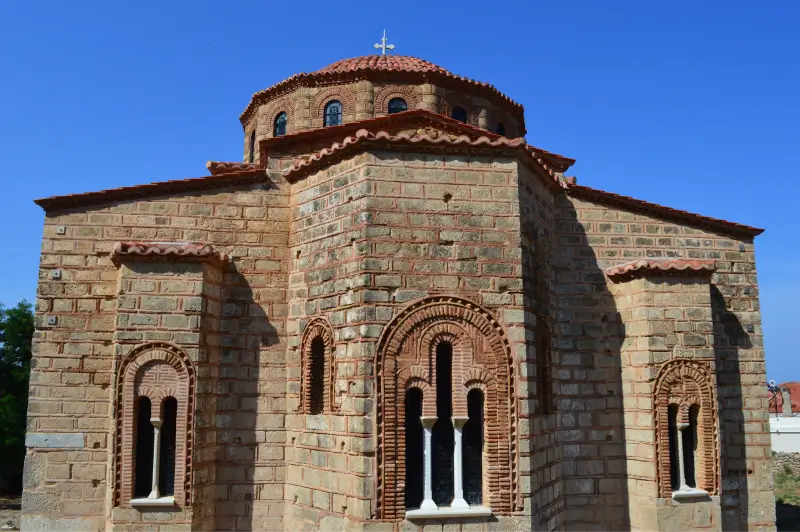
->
<box><xmin>770</xmin><ymin>416</ymin><xmax>800</xmax><ymax>453</ymax></box>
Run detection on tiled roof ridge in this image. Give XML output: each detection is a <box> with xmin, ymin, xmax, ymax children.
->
<box><xmin>34</xmin><ymin>167</ymin><xmax>268</xmax><ymax>212</ymax></box>
<box><xmin>260</xmin><ymin>109</ymin><xmax>573</xmax><ymax>171</ymax></box>
<box><xmin>206</xmin><ymin>161</ymin><xmax>261</xmax><ymax>175</ymax></box>
<box><xmin>110</xmin><ymin>241</ymin><xmax>228</xmax><ymax>266</ymax></box>
<box><xmin>566</xmin><ymin>183</ymin><xmax>764</xmax><ymax>238</ymax></box>
<box><xmin>605</xmin><ymin>259</ymin><xmax>717</xmax><ymax>279</ymax></box>
<box><xmin>240</xmin><ymin>55</ymin><xmax>523</xmax><ymax>125</ymax></box>
<box><xmin>281</xmin><ymin>128</ymin><xmax>555</xmax><ymax>183</ymax></box>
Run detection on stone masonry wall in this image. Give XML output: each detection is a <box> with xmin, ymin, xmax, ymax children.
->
<box><xmin>557</xmin><ymin>193</ymin><xmax>774</xmax><ymax>530</ymax></box>
<box><xmin>23</xmin><ymin>182</ymin><xmax>290</xmax><ymax>532</ymax></box>
<box><xmin>773</xmin><ymin>452</ymin><xmax>800</xmax><ymax>477</ymax></box>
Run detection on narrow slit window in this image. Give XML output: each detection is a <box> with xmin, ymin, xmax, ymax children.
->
<box><xmin>159</xmin><ymin>397</ymin><xmax>178</xmax><ymax>496</ymax></box>
<box><xmin>134</xmin><ymin>397</ymin><xmax>153</xmax><ymax>498</ymax></box>
<box><xmin>273</xmin><ymin>112</ymin><xmax>287</xmax><ymax>137</ymax></box>
<box><xmin>683</xmin><ymin>405</ymin><xmax>699</xmax><ymax>488</ymax></box>
<box><xmin>463</xmin><ymin>388</ymin><xmax>484</xmax><ymax>505</ymax></box>
<box><xmin>248</xmin><ymin>130</ymin><xmax>256</xmax><ymax>164</ymax></box>
<box><xmin>388</xmin><ymin>97</ymin><xmax>408</xmax><ymax>114</ymax></box>
<box><xmin>668</xmin><ymin>404</ymin><xmax>679</xmax><ymax>491</ymax></box>
<box><xmin>309</xmin><ymin>337</ymin><xmax>325</xmax><ymax>414</ymax></box>
<box><xmin>451</xmin><ymin>107</ymin><xmax>467</xmax><ymax>123</ymax></box>
<box><xmin>324</xmin><ymin>100</ymin><xmax>342</xmax><ymax>127</ymax></box>
<box><xmin>432</xmin><ymin>342</ymin><xmax>454</xmax><ymax>506</ymax></box>
<box><xmin>405</xmin><ymin>388</ymin><xmax>424</xmax><ymax>509</ymax></box>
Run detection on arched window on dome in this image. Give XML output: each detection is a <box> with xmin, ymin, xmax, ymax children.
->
<box><xmin>388</xmin><ymin>98</ymin><xmax>408</xmax><ymax>114</ymax></box>
<box><xmin>324</xmin><ymin>100</ymin><xmax>342</xmax><ymax>127</ymax></box>
<box><xmin>248</xmin><ymin>130</ymin><xmax>256</xmax><ymax>164</ymax></box>
<box><xmin>273</xmin><ymin>112</ymin><xmax>287</xmax><ymax>137</ymax></box>
<box><xmin>451</xmin><ymin>106</ymin><xmax>468</xmax><ymax>123</ymax></box>
<box><xmin>496</xmin><ymin>122</ymin><xmax>506</xmax><ymax>136</ymax></box>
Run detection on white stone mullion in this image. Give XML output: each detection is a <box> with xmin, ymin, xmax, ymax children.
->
<box><xmin>451</xmin><ymin>417</ymin><xmax>469</xmax><ymax>509</ymax></box>
<box><xmin>148</xmin><ymin>417</ymin><xmax>163</xmax><ymax>499</ymax></box>
<box><xmin>676</xmin><ymin>421</ymin><xmax>688</xmax><ymax>491</ymax></box>
<box><xmin>420</xmin><ymin>417</ymin><xmax>438</xmax><ymax>511</ymax></box>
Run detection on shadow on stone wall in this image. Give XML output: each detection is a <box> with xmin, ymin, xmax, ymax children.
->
<box><xmin>711</xmin><ymin>285</ymin><xmax>752</xmax><ymax>531</ymax></box>
<box><xmin>212</xmin><ymin>261</ymin><xmax>280</xmax><ymax>532</ymax></box>
<box><xmin>541</xmin><ymin>197</ymin><xmax>629</xmax><ymax>530</ymax></box>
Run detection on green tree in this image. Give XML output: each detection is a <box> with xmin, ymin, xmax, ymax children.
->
<box><xmin>0</xmin><ymin>300</ymin><xmax>34</xmax><ymax>495</ymax></box>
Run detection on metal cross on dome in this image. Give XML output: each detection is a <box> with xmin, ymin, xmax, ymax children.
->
<box><xmin>374</xmin><ymin>30</ymin><xmax>395</xmax><ymax>56</ymax></box>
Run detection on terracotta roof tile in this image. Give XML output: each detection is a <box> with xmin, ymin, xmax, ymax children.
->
<box><xmin>281</xmin><ymin>128</ymin><xmax>544</xmax><ymax>183</ymax></box>
<box><xmin>206</xmin><ymin>161</ymin><xmax>261</xmax><ymax>175</ymax></box>
<box><xmin>566</xmin><ymin>183</ymin><xmax>764</xmax><ymax>238</ymax></box>
<box><xmin>769</xmin><ymin>382</ymin><xmax>800</xmax><ymax>414</ymax></box>
<box><xmin>605</xmin><ymin>259</ymin><xmax>716</xmax><ymax>280</ymax></box>
<box><xmin>240</xmin><ymin>55</ymin><xmax>523</xmax><ymax>126</ymax></box>
<box><xmin>110</xmin><ymin>241</ymin><xmax>228</xmax><ymax>266</ymax></box>
<box><xmin>35</xmin><ymin>167</ymin><xmax>267</xmax><ymax>212</ymax></box>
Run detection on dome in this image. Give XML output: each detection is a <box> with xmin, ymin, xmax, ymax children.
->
<box><xmin>314</xmin><ymin>55</ymin><xmax>452</xmax><ymax>75</ymax></box>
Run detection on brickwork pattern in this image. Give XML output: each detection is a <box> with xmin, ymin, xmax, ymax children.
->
<box><xmin>374</xmin><ymin>85</ymin><xmax>422</xmax><ymax>115</ymax></box>
<box><xmin>300</xmin><ymin>318</ymin><xmax>337</xmax><ymax>413</ymax></box>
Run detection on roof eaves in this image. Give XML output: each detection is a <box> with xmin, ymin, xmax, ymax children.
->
<box><xmin>34</xmin><ymin>168</ymin><xmax>268</xmax><ymax>212</ymax></box>
<box><xmin>566</xmin><ymin>183</ymin><xmax>764</xmax><ymax>238</ymax></box>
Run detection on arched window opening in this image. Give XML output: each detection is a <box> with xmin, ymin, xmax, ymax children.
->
<box><xmin>683</xmin><ymin>405</ymin><xmax>699</xmax><ymax>488</ymax></box>
<box><xmin>159</xmin><ymin>397</ymin><xmax>178</xmax><ymax>496</ymax></box>
<box><xmin>273</xmin><ymin>112</ymin><xmax>287</xmax><ymax>137</ymax></box>
<box><xmin>134</xmin><ymin>397</ymin><xmax>153</xmax><ymax>498</ymax></box>
<box><xmin>668</xmin><ymin>404</ymin><xmax>680</xmax><ymax>491</ymax></box>
<box><xmin>463</xmin><ymin>389</ymin><xmax>484</xmax><ymax>506</ymax></box>
<box><xmin>451</xmin><ymin>106</ymin><xmax>467</xmax><ymax>123</ymax></box>
<box><xmin>309</xmin><ymin>337</ymin><xmax>325</xmax><ymax>414</ymax></box>
<box><xmin>496</xmin><ymin>122</ymin><xmax>506</xmax><ymax>136</ymax></box>
<box><xmin>248</xmin><ymin>130</ymin><xmax>256</xmax><ymax>164</ymax></box>
<box><xmin>405</xmin><ymin>388</ymin><xmax>424</xmax><ymax>509</ymax></box>
<box><xmin>432</xmin><ymin>342</ymin><xmax>454</xmax><ymax>506</ymax></box>
<box><xmin>388</xmin><ymin>97</ymin><xmax>408</xmax><ymax>114</ymax></box>
<box><xmin>324</xmin><ymin>100</ymin><xmax>342</xmax><ymax>127</ymax></box>
<box><xmin>537</xmin><ymin>319</ymin><xmax>552</xmax><ymax>414</ymax></box>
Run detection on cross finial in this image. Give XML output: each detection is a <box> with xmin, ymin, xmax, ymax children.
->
<box><xmin>373</xmin><ymin>30</ymin><xmax>395</xmax><ymax>56</ymax></box>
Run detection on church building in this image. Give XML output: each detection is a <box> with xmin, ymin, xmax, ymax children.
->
<box><xmin>21</xmin><ymin>46</ymin><xmax>776</xmax><ymax>531</ymax></box>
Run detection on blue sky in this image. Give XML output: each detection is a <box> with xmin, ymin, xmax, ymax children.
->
<box><xmin>0</xmin><ymin>1</ymin><xmax>796</xmax><ymax>380</ymax></box>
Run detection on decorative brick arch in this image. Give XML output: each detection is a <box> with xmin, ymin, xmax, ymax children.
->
<box><xmin>263</xmin><ymin>97</ymin><xmax>296</xmax><ymax>136</ymax></box>
<box><xmin>374</xmin><ymin>85</ymin><xmax>422</xmax><ymax>115</ymax></box>
<box><xmin>653</xmin><ymin>359</ymin><xmax>719</xmax><ymax>497</ymax></box>
<box><xmin>311</xmin><ymin>87</ymin><xmax>356</xmax><ymax>121</ymax></box>
<box><xmin>438</xmin><ymin>98</ymin><xmax>478</xmax><ymax>126</ymax></box>
<box><xmin>114</xmin><ymin>343</ymin><xmax>195</xmax><ymax>508</ymax></box>
<box><xmin>375</xmin><ymin>296</ymin><xmax>519</xmax><ymax>519</ymax></box>
<box><xmin>300</xmin><ymin>317</ymin><xmax>338</xmax><ymax>413</ymax></box>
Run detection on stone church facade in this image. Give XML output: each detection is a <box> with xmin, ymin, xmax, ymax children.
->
<box><xmin>22</xmin><ymin>55</ymin><xmax>775</xmax><ymax>531</ymax></box>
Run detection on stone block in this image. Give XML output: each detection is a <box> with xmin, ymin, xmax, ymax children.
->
<box><xmin>26</xmin><ymin>432</ymin><xmax>84</xmax><ymax>449</ymax></box>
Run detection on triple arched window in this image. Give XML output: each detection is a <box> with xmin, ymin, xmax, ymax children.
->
<box><xmin>273</xmin><ymin>112</ymin><xmax>287</xmax><ymax>137</ymax></box>
<box><xmin>388</xmin><ymin>97</ymin><xmax>408</xmax><ymax>114</ymax></box>
<box><xmin>323</xmin><ymin>100</ymin><xmax>342</xmax><ymax>127</ymax></box>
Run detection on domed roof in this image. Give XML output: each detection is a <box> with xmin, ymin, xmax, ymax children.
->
<box><xmin>240</xmin><ymin>54</ymin><xmax>523</xmax><ymax>124</ymax></box>
<box><xmin>315</xmin><ymin>55</ymin><xmax>451</xmax><ymax>75</ymax></box>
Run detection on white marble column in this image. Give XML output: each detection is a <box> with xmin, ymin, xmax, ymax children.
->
<box><xmin>676</xmin><ymin>421</ymin><xmax>688</xmax><ymax>491</ymax></box>
<box><xmin>420</xmin><ymin>417</ymin><xmax>438</xmax><ymax>511</ymax></box>
<box><xmin>451</xmin><ymin>417</ymin><xmax>469</xmax><ymax>509</ymax></box>
<box><xmin>148</xmin><ymin>417</ymin><xmax>163</xmax><ymax>499</ymax></box>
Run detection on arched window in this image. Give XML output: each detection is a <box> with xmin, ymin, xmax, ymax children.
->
<box><xmin>451</xmin><ymin>106</ymin><xmax>468</xmax><ymax>123</ymax></box>
<box><xmin>324</xmin><ymin>100</ymin><xmax>342</xmax><ymax>127</ymax></box>
<box><xmin>388</xmin><ymin>97</ymin><xmax>408</xmax><ymax>114</ymax></box>
<box><xmin>273</xmin><ymin>112</ymin><xmax>287</xmax><ymax>137</ymax></box>
<box><xmin>405</xmin><ymin>388</ymin><xmax>424</xmax><ymax>509</ymax></box>
<box><xmin>654</xmin><ymin>360</ymin><xmax>718</xmax><ymax>498</ymax></box>
<box><xmin>309</xmin><ymin>337</ymin><xmax>325</xmax><ymax>415</ymax></box>
<box><xmin>134</xmin><ymin>397</ymin><xmax>153</xmax><ymax>498</ymax></box>
<box><xmin>432</xmin><ymin>342</ymin><xmax>454</xmax><ymax>506</ymax></box>
<box><xmin>496</xmin><ymin>122</ymin><xmax>506</xmax><ymax>136</ymax></box>
<box><xmin>248</xmin><ymin>130</ymin><xmax>256</xmax><ymax>164</ymax></box>
<box><xmin>463</xmin><ymin>389</ymin><xmax>484</xmax><ymax>505</ymax></box>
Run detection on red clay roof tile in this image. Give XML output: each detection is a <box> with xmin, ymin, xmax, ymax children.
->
<box><xmin>605</xmin><ymin>259</ymin><xmax>717</xmax><ymax>280</ymax></box>
<box><xmin>110</xmin><ymin>241</ymin><xmax>228</xmax><ymax>266</ymax></box>
<box><xmin>566</xmin><ymin>183</ymin><xmax>764</xmax><ymax>238</ymax></box>
<box><xmin>240</xmin><ymin>55</ymin><xmax>523</xmax><ymax>127</ymax></box>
